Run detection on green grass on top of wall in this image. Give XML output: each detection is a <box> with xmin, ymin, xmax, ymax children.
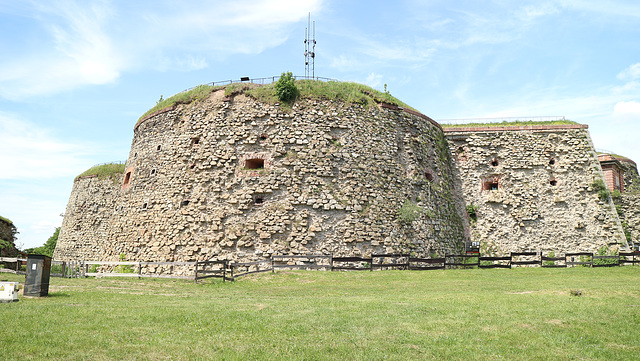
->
<box><xmin>245</xmin><ymin>80</ymin><xmax>417</xmax><ymax>111</ymax></box>
<box><xmin>136</xmin><ymin>80</ymin><xmax>419</xmax><ymax>125</ymax></box>
<box><xmin>440</xmin><ymin>120</ymin><xmax>579</xmax><ymax>128</ymax></box>
<box><xmin>136</xmin><ymin>84</ymin><xmax>224</xmax><ymax>125</ymax></box>
<box><xmin>0</xmin><ymin>216</ymin><xmax>12</xmax><ymax>225</ymax></box>
<box><xmin>76</xmin><ymin>163</ymin><xmax>126</xmax><ymax>180</ymax></box>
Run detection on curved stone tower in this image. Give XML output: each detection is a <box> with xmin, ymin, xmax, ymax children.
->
<box><xmin>55</xmin><ymin>173</ymin><xmax>122</xmax><ymax>259</ymax></box>
<box><xmin>55</xmin><ymin>84</ymin><xmax>468</xmax><ymax>264</ymax></box>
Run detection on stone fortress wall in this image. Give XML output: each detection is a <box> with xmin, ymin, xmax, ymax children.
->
<box><xmin>54</xmin><ymin>83</ymin><xmax>637</xmax><ymax>266</ymax></box>
<box><xmin>54</xmin><ymin>174</ymin><xmax>122</xmax><ymax>260</ymax></box>
<box><xmin>443</xmin><ymin>124</ymin><xmax>628</xmax><ymax>255</ymax></box>
<box><xmin>54</xmin><ymin>89</ymin><xmax>469</xmax><ymax>263</ymax></box>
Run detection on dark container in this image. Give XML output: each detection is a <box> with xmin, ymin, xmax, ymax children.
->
<box><xmin>24</xmin><ymin>255</ymin><xmax>52</xmax><ymax>297</ymax></box>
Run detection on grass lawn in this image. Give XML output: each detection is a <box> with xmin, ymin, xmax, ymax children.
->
<box><xmin>2</xmin><ymin>267</ymin><xmax>639</xmax><ymax>360</ymax></box>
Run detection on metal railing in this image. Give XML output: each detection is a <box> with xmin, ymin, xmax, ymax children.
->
<box><xmin>437</xmin><ymin>116</ymin><xmax>567</xmax><ymax>125</ymax></box>
<box><xmin>89</xmin><ymin>161</ymin><xmax>126</xmax><ymax>168</ymax></box>
<box><xmin>182</xmin><ymin>75</ymin><xmax>338</xmax><ymax>94</ymax></box>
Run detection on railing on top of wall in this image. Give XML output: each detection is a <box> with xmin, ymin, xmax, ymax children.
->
<box><xmin>437</xmin><ymin>116</ymin><xmax>567</xmax><ymax>125</ymax></box>
<box><xmin>181</xmin><ymin>75</ymin><xmax>338</xmax><ymax>94</ymax></box>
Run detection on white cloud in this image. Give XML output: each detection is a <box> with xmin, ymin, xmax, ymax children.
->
<box><xmin>612</xmin><ymin>101</ymin><xmax>640</xmax><ymax>122</ymax></box>
<box><xmin>522</xmin><ymin>3</ymin><xmax>561</xmax><ymax>18</ymax></box>
<box><xmin>364</xmin><ymin>72</ymin><xmax>384</xmax><ymax>88</ymax></box>
<box><xmin>617</xmin><ymin>63</ymin><xmax>640</xmax><ymax>81</ymax></box>
<box><xmin>0</xmin><ymin>1</ymin><xmax>122</xmax><ymax>99</ymax></box>
<box><xmin>0</xmin><ymin>113</ymin><xmax>96</xmax><ymax>179</ymax></box>
<box><xmin>558</xmin><ymin>0</ymin><xmax>640</xmax><ymax>18</ymax></box>
<box><xmin>0</xmin><ymin>0</ymin><xmax>323</xmax><ymax>99</ymax></box>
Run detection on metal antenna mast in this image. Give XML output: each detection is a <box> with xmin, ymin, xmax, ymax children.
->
<box><xmin>304</xmin><ymin>13</ymin><xmax>316</xmax><ymax>79</ymax></box>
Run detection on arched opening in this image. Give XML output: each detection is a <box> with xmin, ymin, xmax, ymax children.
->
<box><xmin>123</xmin><ymin>171</ymin><xmax>132</xmax><ymax>186</ymax></box>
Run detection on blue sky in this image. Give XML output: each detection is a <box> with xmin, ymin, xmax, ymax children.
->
<box><xmin>1</xmin><ymin>0</ymin><xmax>639</xmax><ymax>249</ymax></box>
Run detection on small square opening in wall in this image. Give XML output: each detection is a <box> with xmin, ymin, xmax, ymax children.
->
<box><xmin>254</xmin><ymin>196</ymin><xmax>264</xmax><ymax>205</ymax></box>
<box><xmin>424</xmin><ymin>171</ymin><xmax>434</xmax><ymax>182</ymax></box>
<box><xmin>142</xmin><ymin>202</ymin><xmax>148</xmax><ymax>209</ymax></box>
<box><xmin>192</xmin><ymin>137</ymin><xmax>200</xmax><ymax>146</ymax></box>
<box><xmin>181</xmin><ymin>200</ymin><xmax>190</xmax><ymax>207</ymax></box>
<box><xmin>456</xmin><ymin>146</ymin><xmax>467</xmax><ymax>161</ymax></box>
<box><xmin>150</xmin><ymin>169</ymin><xmax>156</xmax><ymax>176</ymax></box>
<box><xmin>245</xmin><ymin>158</ymin><xmax>264</xmax><ymax>169</ymax></box>
<box><xmin>259</xmin><ymin>133</ymin><xmax>267</xmax><ymax>141</ymax></box>
<box><xmin>549</xmin><ymin>158</ymin><xmax>556</xmax><ymax>166</ymax></box>
<box><xmin>157</xmin><ymin>145</ymin><xmax>162</xmax><ymax>151</ymax></box>
<box><xmin>490</xmin><ymin>158</ymin><xmax>499</xmax><ymax>167</ymax></box>
<box><xmin>483</xmin><ymin>180</ymin><xmax>499</xmax><ymax>191</ymax></box>
<box><xmin>550</xmin><ymin>179</ymin><xmax>558</xmax><ymax>186</ymax></box>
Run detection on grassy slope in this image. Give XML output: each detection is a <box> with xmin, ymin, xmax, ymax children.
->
<box><xmin>2</xmin><ymin>267</ymin><xmax>639</xmax><ymax>360</ymax></box>
<box><xmin>0</xmin><ymin>216</ymin><xmax>12</xmax><ymax>224</ymax></box>
<box><xmin>137</xmin><ymin>84</ymin><xmax>223</xmax><ymax>124</ymax></box>
<box><xmin>76</xmin><ymin>163</ymin><xmax>126</xmax><ymax>180</ymax></box>
<box><xmin>136</xmin><ymin>80</ymin><xmax>417</xmax><ymax>126</ymax></box>
<box><xmin>441</xmin><ymin>120</ymin><xmax>579</xmax><ymax>128</ymax></box>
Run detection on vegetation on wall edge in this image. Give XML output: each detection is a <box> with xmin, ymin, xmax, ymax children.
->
<box><xmin>76</xmin><ymin>163</ymin><xmax>126</xmax><ymax>181</ymax></box>
<box><xmin>440</xmin><ymin>120</ymin><xmax>579</xmax><ymax>128</ymax></box>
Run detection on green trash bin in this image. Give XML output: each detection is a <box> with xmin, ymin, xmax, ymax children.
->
<box><xmin>24</xmin><ymin>255</ymin><xmax>51</xmax><ymax>297</ymax></box>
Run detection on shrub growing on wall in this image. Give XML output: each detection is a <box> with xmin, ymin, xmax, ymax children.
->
<box><xmin>274</xmin><ymin>71</ymin><xmax>299</xmax><ymax>102</ymax></box>
<box><xmin>398</xmin><ymin>200</ymin><xmax>423</xmax><ymax>225</ymax></box>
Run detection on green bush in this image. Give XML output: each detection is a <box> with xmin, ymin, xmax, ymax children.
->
<box><xmin>543</xmin><ymin>251</ymin><xmax>557</xmax><ymax>266</ymax></box>
<box><xmin>274</xmin><ymin>72</ymin><xmax>299</xmax><ymax>102</ymax></box>
<box><xmin>24</xmin><ymin>227</ymin><xmax>59</xmax><ymax>257</ymax></box>
<box><xmin>115</xmin><ymin>253</ymin><xmax>135</xmax><ymax>274</ymax></box>
<box><xmin>593</xmin><ymin>246</ymin><xmax>618</xmax><ymax>267</ymax></box>
<box><xmin>591</xmin><ymin>179</ymin><xmax>610</xmax><ymax>201</ymax></box>
<box><xmin>398</xmin><ymin>200</ymin><xmax>423</xmax><ymax>225</ymax></box>
<box><xmin>50</xmin><ymin>264</ymin><xmax>65</xmax><ymax>274</ymax></box>
<box><xmin>466</xmin><ymin>204</ymin><xmax>479</xmax><ymax>222</ymax></box>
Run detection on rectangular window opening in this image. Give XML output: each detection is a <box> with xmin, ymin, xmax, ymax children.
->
<box><xmin>483</xmin><ymin>180</ymin><xmax>499</xmax><ymax>191</ymax></box>
<box><xmin>245</xmin><ymin>158</ymin><xmax>264</xmax><ymax>170</ymax></box>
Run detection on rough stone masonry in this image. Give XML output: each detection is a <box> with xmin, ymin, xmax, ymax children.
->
<box><xmin>54</xmin><ymin>86</ymin><xmax>633</xmax><ymax>272</ymax></box>
<box><xmin>444</xmin><ymin>124</ymin><xmax>627</xmax><ymax>255</ymax></box>
<box><xmin>54</xmin><ymin>88</ymin><xmax>469</xmax><ymax>266</ymax></box>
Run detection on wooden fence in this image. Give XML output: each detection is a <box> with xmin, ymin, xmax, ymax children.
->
<box><xmin>2</xmin><ymin>251</ymin><xmax>639</xmax><ymax>283</ymax></box>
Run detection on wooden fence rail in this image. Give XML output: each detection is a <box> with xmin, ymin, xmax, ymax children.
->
<box><xmin>371</xmin><ymin>254</ymin><xmax>409</xmax><ymax>270</ymax></box>
<box><xmin>194</xmin><ymin>260</ymin><xmax>227</xmax><ymax>282</ymax></box>
<box><xmin>3</xmin><ymin>251</ymin><xmax>640</xmax><ymax>283</ymax></box>
<box><xmin>331</xmin><ymin>256</ymin><xmax>373</xmax><ymax>271</ymax></box>
<box><xmin>272</xmin><ymin>255</ymin><xmax>332</xmax><ymax>270</ymax></box>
